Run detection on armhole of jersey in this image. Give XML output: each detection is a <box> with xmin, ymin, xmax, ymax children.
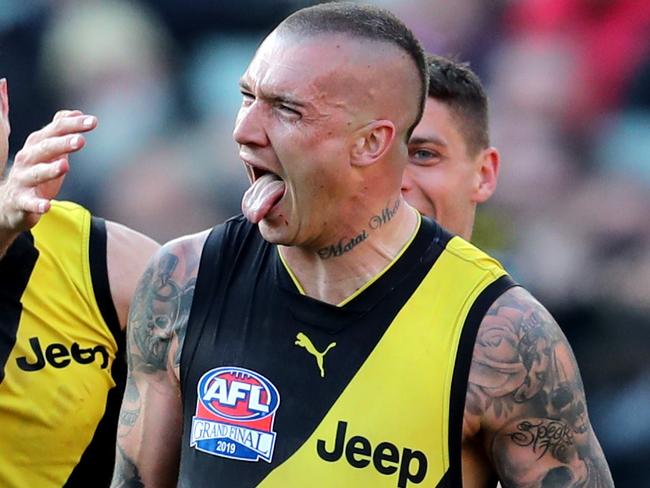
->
<box><xmin>179</xmin><ymin>226</ymin><xmax>221</xmax><ymax>394</ymax></box>
<box><xmin>89</xmin><ymin>217</ymin><xmax>122</xmax><ymax>344</ymax></box>
<box><xmin>64</xmin><ymin>219</ymin><xmax>127</xmax><ymax>488</ymax></box>
<box><xmin>446</xmin><ymin>275</ymin><xmax>518</xmax><ymax>487</ymax></box>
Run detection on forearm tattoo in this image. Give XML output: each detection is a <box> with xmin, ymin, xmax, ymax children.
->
<box><xmin>466</xmin><ymin>288</ymin><xmax>613</xmax><ymax>487</ymax></box>
<box><xmin>111</xmin><ymin>445</ymin><xmax>144</xmax><ymax>488</ymax></box>
<box><xmin>117</xmin><ymin>376</ymin><xmax>140</xmax><ymax>438</ymax></box>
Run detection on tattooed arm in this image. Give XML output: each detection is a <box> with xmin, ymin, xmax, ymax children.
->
<box><xmin>110</xmin><ymin>230</ymin><xmax>209</xmax><ymax>488</ymax></box>
<box><xmin>462</xmin><ymin>286</ymin><xmax>613</xmax><ymax>487</ymax></box>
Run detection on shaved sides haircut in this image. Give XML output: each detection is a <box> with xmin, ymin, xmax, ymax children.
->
<box><xmin>426</xmin><ymin>54</ymin><xmax>490</xmax><ymax>155</ymax></box>
<box><xmin>278</xmin><ymin>2</ymin><xmax>428</xmax><ymax>138</ymax></box>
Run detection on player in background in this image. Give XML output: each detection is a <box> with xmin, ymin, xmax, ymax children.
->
<box><xmin>402</xmin><ymin>54</ymin><xmax>499</xmax><ymax>241</ymax></box>
<box><xmin>0</xmin><ymin>77</ymin><xmax>159</xmax><ymax>487</ymax></box>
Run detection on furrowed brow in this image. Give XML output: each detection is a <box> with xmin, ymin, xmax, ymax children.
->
<box><xmin>239</xmin><ymin>78</ymin><xmax>309</xmax><ymax>109</ymax></box>
<box><xmin>265</xmin><ymin>92</ymin><xmax>306</xmax><ymax>108</ymax></box>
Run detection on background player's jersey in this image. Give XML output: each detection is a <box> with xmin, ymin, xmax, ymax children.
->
<box><xmin>179</xmin><ymin>215</ymin><xmax>516</xmax><ymax>487</ymax></box>
<box><xmin>0</xmin><ymin>201</ymin><xmax>124</xmax><ymax>488</ymax></box>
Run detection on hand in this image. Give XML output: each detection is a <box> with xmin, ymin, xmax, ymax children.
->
<box><xmin>0</xmin><ymin>110</ymin><xmax>97</xmax><ymax>235</ymax></box>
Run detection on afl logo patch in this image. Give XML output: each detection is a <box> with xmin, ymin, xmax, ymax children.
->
<box><xmin>191</xmin><ymin>366</ymin><xmax>280</xmax><ymax>462</ymax></box>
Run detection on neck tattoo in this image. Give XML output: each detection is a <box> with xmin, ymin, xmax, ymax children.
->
<box><xmin>316</xmin><ymin>199</ymin><xmax>402</xmax><ymax>260</ymax></box>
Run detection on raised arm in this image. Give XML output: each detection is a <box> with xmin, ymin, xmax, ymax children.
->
<box><xmin>111</xmin><ymin>231</ymin><xmax>208</xmax><ymax>488</ymax></box>
<box><xmin>464</xmin><ymin>286</ymin><xmax>613</xmax><ymax>487</ymax></box>
<box><xmin>0</xmin><ymin>109</ymin><xmax>97</xmax><ymax>257</ymax></box>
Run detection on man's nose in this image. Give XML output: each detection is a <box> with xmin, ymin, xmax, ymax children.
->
<box><xmin>233</xmin><ymin>103</ymin><xmax>268</xmax><ymax>147</ymax></box>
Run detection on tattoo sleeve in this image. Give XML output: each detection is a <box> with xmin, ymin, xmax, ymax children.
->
<box><xmin>112</xmin><ymin>234</ymin><xmax>204</xmax><ymax>487</ymax></box>
<box><xmin>465</xmin><ymin>287</ymin><xmax>614</xmax><ymax>487</ymax></box>
<box><xmin>112</xmin><ymin>445</ymin><xmax>144</xmax><ymax>488</ymax></box>
<box><xmin>127</xmin><ymin>251</ymin><xmax>197</xmax><ymax>375</ymax></box>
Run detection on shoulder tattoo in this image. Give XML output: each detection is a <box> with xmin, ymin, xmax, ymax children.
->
<box><xmin>465</xmin><ymin>287</ymin><xmax>613</xmax><ymax>487</ymax></box>
<box><xmin>127</xmin><ymin>245</ymin><xmax>199</xmax><ymax>374</ymax></box>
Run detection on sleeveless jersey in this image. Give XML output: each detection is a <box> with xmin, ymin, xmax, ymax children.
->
<box><xmin>179</xmin><ymin>215</ymin><xmax>516</xmax><ymax>487</ymax></box>
<box><xmin>0</xmin><ymin>201</ymin><xmax>124</xmax><ymax>487</ymax></box>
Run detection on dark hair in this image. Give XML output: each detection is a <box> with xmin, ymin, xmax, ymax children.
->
<box><xmin>278</xmin><ymin>2</ymin><xmax>427</xmax><ymax>139</ymax></box>
<box><xmin>426</xmin><ymin>54</ymin><xmax>489</xmax><ymax>155</ymax></box>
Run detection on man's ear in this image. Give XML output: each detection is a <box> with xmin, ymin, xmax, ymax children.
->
<box><xmin>350</xmin><ymin>119</ymin><xmax>395</xmax><ymax>167</ymax></box>
<box><xmin>472</xmin><ymin>146</ymin><xmax>499</xmax><ymax>203</ymax></box>
<box><xmin>0</xmin><ymin>79</ymin><xmax>10</xmax><ymax>132</ymax></box>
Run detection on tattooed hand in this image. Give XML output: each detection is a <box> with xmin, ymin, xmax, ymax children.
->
<box><xmin>111</xmin><ymin>230</ymin><xmax>208</xmax><ymax>488</ymax></box>
<box><xmin>463</xmin><ymin>287</ymin><xmax>613</xmax><ymax>487</ymax></box>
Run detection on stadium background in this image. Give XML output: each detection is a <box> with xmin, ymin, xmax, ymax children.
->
<box><xmin>1</xmin><ymin>0</ymin><xmax>649</xmax><ymax>484</ymax></box>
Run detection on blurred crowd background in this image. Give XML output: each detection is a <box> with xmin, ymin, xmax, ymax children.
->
<box><xmin>1</xmin><ymin>0</ymin><xmax>648</xmax><ymax>484</ymax></box>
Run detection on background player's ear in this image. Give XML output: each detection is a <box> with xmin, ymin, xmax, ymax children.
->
<box><xmin>350</xmin><ymin>120</ymin><xmax>395</xmax><ymax>167</ymax></box>
<box><xmin>472</xmin><ymin>147</ymin><xmax>499</xmax><ymax>203</ymax></box>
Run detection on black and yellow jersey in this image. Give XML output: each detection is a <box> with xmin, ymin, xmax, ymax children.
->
<box><xmin>179</xmin><ymin>215</ymin><xmax>516</xmax><ymax>487</ymax></box>
<box><xmin>0</xmin><ymin>201</ymin><xmax>124</xmax><ymax>488</ymax></box>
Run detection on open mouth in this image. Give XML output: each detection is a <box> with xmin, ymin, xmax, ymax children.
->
<box><xmin>244</xmin><ymin>160</ymin><xmax>281</xmax><ymax>183</ymax></box>
<box><xmin>241</xmin><ymin>160</ymin><xmax>287</xmax><ymax>224</ymax></box>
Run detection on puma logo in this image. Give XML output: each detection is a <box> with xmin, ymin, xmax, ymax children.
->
<box><xmin>294</xmin><ymin>332</ymin><xmax>336</xmax><ymax>378</ymax></box>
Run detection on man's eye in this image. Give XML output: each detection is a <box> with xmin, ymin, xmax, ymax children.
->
<box><xmin>409</xmin><ymin>148</ymin><xmax>440</xmax><ymax>165</ymax></box>
<box><xmin>277</xmin><ymin>104</ymin><xmax>301</xmax><ymax>117</ymax></box>
<box><xmin>241</xmin><ymin>92</ymin><xmax>254</xmax><ymax>104</ymax></box>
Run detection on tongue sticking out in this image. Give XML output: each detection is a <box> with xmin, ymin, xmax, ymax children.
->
<box><xmin>242</xmin><ymin>173</ymin><xmax>286</xmax><ymax>224</ymax></box>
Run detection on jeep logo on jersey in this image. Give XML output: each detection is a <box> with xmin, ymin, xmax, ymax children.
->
<box><xmin>191</xmin><ymin>366</ymin><xmax>280</xmax><ymax>463</ymax></box>
<box><xmin>15</xmin><ymin>336</ymin><xmax>109</xmax><ymax>371</ymax></box>
<box><xmin>317</xmin><ymin>421</ymin><xmax>428</xmax><ymax>487</ymax></box>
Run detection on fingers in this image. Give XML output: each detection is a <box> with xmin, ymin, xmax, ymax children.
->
<box><xmin>0</xmin><ymin>110</ymin><xmax>93</xmax><ymax>234</ymax></box>
<box><xmin>53</xmin><ymin>109</ymin><xmax>83</xmax><ymax>121</ymax></box>
<box><xmin>4</xmin><ymin>158</ymin><xmax>68</xmax><ymax>221</ymax></box>
<box><xmin>51</xmin><ymin>113</ymin><xmax>97</xmax><ymax>136</ymax></box>
<box><xmin>18</xmin><ymin>110</ymin><xmax>97</xmax><ymax>167</ymax></box>
<box><xmin>0</xmin><ymin>109</ymin><xmax>95</xmax><ymax>233</ymax></box>
<box><xmin>25</xmin><ymin>111</ymin><xmax>97</xmax><ymax>146</ymax></box>
<box><xmin>15</xmin><ymin>158</ymin><xmax>69</xmax><ymax>187</ymax></box>
<box><xmin>15</xmin><ymin>192</ymin><xmax>51</xmax><ymax>215</ymax></box>
<box><xmin>15</xmin><ymin>133</ymin><xmax>86</xmax><ymax>168</ymax></box>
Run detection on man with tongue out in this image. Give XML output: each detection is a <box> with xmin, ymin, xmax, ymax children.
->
<box><xmin>112</xmin><ymin>3</ymin><xmax>612</xmax><ymax>488</ymax></box>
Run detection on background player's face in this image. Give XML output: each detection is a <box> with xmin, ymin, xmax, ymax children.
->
<box><xmin>0</xmin><ymin>79</ymin><xmax>10</xmax><ymax>172</ymax></box>
<box><xmin>233</xmin><ymin>32</ymin><xmax>369</xmax><ymax>248</ymax></box>
<box><xmin>402</xmin><ymin>98</ymin><xmax>493</xmax><ymax>240</ymax></box>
